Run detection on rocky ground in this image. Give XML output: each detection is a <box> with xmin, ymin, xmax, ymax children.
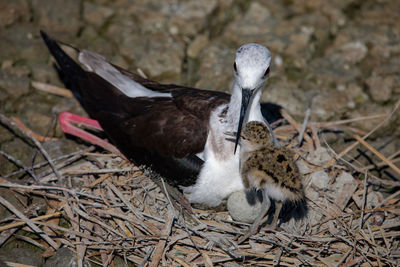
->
<box><xmin>0</xmin><ymin>0</ymin><xmax>399</xmax><ymax>266</ymax></box>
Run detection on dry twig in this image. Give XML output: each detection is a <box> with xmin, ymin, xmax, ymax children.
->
<box><xmin>0</xmin><ymin>112</ymin><xmax>62</xmax><ymax>181</ymax></box>
<box><xmin>0</xmin><ymin>195</ymin><xmax>59</xmax><ymax>249</ymax></box>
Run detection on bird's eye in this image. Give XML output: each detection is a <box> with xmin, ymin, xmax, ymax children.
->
<box><xmin>263</xmin><ymin>67</ymin><xmax>270</xmax><ymax>77</ymax></box>
<box><xmin>233</xmin><ymin>62</ymin><xmax>237</xmax><ymax>73</ymax></box>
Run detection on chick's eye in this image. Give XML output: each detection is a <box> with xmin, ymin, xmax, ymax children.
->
<box><xmin>263</xmin><ymin>67</ymin><xmax>270</xmax><ymax>77</ymax></box>
<box><xmin>233</xmin><ymin>62</ymin><xmax>237</xmax><ymax>72</ymax></box>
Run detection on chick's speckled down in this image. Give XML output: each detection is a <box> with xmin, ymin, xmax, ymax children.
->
<box><xmin>239</xmin><ymin>121</ymin><xmax>304</xmax><ymax>202</ymax></box>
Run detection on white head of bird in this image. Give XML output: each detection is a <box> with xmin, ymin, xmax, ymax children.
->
<box><xmin>230</xmin><ymin>43</ymin><xmax>272</xmax><ymax>153</ymax></box>
<box><xmin>234</xmin><ymin>44</ymin><xmax>272</xmax><ymax>90</ymax></box>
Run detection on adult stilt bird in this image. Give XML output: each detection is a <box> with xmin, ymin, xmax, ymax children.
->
<box><xmin>40</xmin><ymin>31</ymin><xmax>274</xmax><ymax>207</ymax></box>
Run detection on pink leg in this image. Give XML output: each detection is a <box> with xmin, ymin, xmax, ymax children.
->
<box><xmin>59</xmin><ymin>112</ymin><xmax>126</xmax><ymax>159</ymax></box>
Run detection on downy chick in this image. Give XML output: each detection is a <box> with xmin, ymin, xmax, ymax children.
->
<box><xmin>227</xmin><ymin>121</ymin><xmax>304</xmax><ymax>243</ymax></box>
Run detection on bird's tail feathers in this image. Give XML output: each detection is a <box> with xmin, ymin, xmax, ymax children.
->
<box><xmin>40</xmin><ymin>30</ymin><xmax>86</xmax><ymax>101</ymax></box>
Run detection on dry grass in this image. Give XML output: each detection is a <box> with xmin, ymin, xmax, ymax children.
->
<box><xmin>0</xmin><ymin>99</ymin><xmax>399</xmax><ymax>266</ymax></box>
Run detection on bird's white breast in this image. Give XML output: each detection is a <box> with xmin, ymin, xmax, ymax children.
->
<box><xmin>181</xmin><ymin>105</ymin><xmax>245</xmax><ymax>207</ymax></box>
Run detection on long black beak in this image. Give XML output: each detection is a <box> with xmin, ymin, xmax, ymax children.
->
<box><xmin>234</xmin><ymin>88</ymin><xmax>253</xmax><ymax>153</ymax></box>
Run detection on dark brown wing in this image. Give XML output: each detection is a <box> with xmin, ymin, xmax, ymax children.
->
<box><xmin>41</xmin><ymin>30</ymin><xmax>230</xmax><ymax>159</ymax></box>
<box><xmin>78</xmin><ymin>74</ymin><xmax>229</xmax><ymax>186</ymax></box>
<box><xmin>73</xmin><ymin>71</ymin><xmax>230</xmax><ymax>158</ymax></box>
<box><xmin>93</xmin><ymin>89</ymin><xmax>230</xmax><ymax>158</ymax></box>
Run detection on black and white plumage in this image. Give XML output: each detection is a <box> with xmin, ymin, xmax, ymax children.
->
<box><xmin>41</xmin><ymin>31</ymin><xmax>274</xmax><ymax>207</ymax></box>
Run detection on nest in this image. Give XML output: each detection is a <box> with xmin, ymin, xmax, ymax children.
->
<box><xmin>0</xmin><ymin>90</ymin><xmax>399</xmax><ymax>266</ymax></box>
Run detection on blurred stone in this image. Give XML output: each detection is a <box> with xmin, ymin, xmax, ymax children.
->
<box><xmin>334</xmin><ymin>171</ymin><xmax>358</xmax><ymax>210</ymax></box>
<box><xmin>1</xmin><ymin>60</ymin><xmax>13</xmax><ymax>69</ymax></box>
<box><xmin>0</xmin><ymin>24</ymin><xmax>49</xmax><ymax>63</ymax></box>
<box><xmin>0</xmin><ymin>69</ymin><xmax>30</xmax><ymax>99</ymax></box>
<box><xmin>227</xmin><ymin>190</ymin><xmax>264</xmax><ymax>224</ymax></box>
<box><xmin>324</xmin><ymin>5</ymin><xmax>347</xmax><ymax>27</ymax></box>
<box><xmin>338</xmin><ymin>41</ymin><xmax>367</xmax><ymax>64</ymax></box>
<box><xmin>0</xmin><ymin>0</ymin><xmax>30</xmax><ymax>28</ymax></box>
<box><xmin>159</xmin><ymin>0</ymin><xmax>218</xmax><ymax>37</ymax></box>
<box><xmin>207</xmin><ymin>0</ymin><xmax>236</xmax><ymax>38</ymax></box>
<box><xmin>308</xmin><ymin>55</ymin><xmax>361</xmax><ymax>85</ymax></box>
<box><xmin>309</xmin><ymin>170</ymin><xmax>330</xmax><ymax>189</ymax></box>
<box><xmin>187</xmin><ymin>35</ymin><xmax>209</xmax><ymax>59</ymax></box>
<box><xmin>308</xmin><ymin>147</ymin><xmax>332</xmax><ymax>165</ymax></box>
<box><xmin>335</xmin><ymin>172</ymin><xmax>355</xmax><ymax>189</ymax></box>
<box><xmin>6</xmin><ymin>65</ymin><xmax>30</xmax><ymax>77</ymax></box>
<box><xmin>305</xmin><ymin>187</ymin><xmax>320</xmax><ymax>202</ymax></box>
<box><xmin>44</xmin><ymin>247</ymin><xmax>91</xmax><ymax>267</ymax></box>
<box><xmin>344</xmin><ymin>83</ymin><xmax>369</xmax><ymax>107</ymax></box>
<box><xmin>366</xmin><ymin>75</ymin><xmax>394</xmax><ymax>102</ymax></box>
<box><xmin>224</xmin><ymin>2</ymin><xmax>278</xmax><ymax>47</ymax></box>
<box><xmin>296</xmin><ymin>159</ymin><xmax>310</xmax><ymax>175</ymax></box>
<box><xmin>285</xmin><ymin>27</ymin><xmax>314</xmax><ymax>57</ymax></box>
<box><xmin>326</xmin><ymin>40</ymin><xmax>368</xmax><ymax>65</ymax></box>
<box><xmin>83</xmin><ymin>2</ymin><xmax>114</xmax><ymax>28</ymax></box>
<box><xmin>118</xmin><ymin>32</ymin><xmax>185</xmax><ymax>82</ymax></box>
<box><xmin>370</xmin><ymin>56</ymin><xmax>400</xmax><ymax>77</ymax></box>
<box><xmin>129</xmin><ymin>9</ymin><xmax>168</xmax><ymax>34</ymax></box>
<box><xmin>124</xmin><ymin>0</ymin><xmax>218</xmax><ymax>37</ymax></box>
<box><xmin>263</xmin><ymin>80</ymin><xmax>306</xmax><ymax>117</ymax></box>
<box><xmin>311</xmin><ymin>88</ymin><xmax>351</xmax><ymax>120</ymax></box>
<box><xmin>0</xmin><ymin>247</ymin><xmax>43</xmax><ymax>266</ymax></box>
<box><xmin>195</xmin><ymin>41</ymin><xmax>235</xmax><ymax>92</ymax></box>
<box><xmin>32</xmin><ymin>0</ymin><xmax>81</xmax><ymax>34</ymax></box>
<box><xmin>31</xmin><ymin>64</ymin><xmax>62</xmax><ymax>84</ymax></box>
